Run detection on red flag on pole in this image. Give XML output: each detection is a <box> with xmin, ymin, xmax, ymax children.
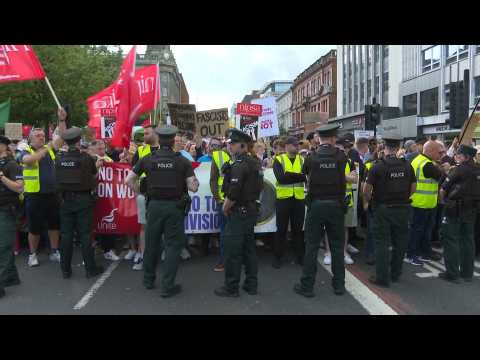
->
<box><xmin>110</xmin><ymin>46</ymin><xmax>137</xmax><ymax>148</ymax></box>
<box><xmin>133</xmin><ymin>64</ymin><xmax>159</xmax><ymax>117</ymax></box>
<box><xmin>0</xmin><ymin>45</ymin><xmax>46</xmax><ymax>83</ymax></box>
<box><xmin>87</xmin><ymin>83</ymin><xmax>119</xmax><ymax>131</ymax></box>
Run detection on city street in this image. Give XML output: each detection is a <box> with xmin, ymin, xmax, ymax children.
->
<box><xmin>1</xmin><ymin>244</ymin><xmax>479</xmax><ymax>315</ymax></box>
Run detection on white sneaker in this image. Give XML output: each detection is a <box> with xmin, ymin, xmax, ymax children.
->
<box><xmin>323</xmin><ymin>253</ymin><xmax>331</xmax><ymax>265</ymax></box>
<box><xmin>256</xmin><ymin>240</ymin><xmax>265</xmax><ymax>247</ymax></box>
<box><xmin>124</xmin><ymin>250</ymin><xmax>136</xmax><ymax>261</ymax></box>
<box><xmin>104</xmin><ymin>250</ymin><xmax>120</xmax><ymax>261</ymax></box>
<box><xmin>133</xmin><ymin>252</ymin><xmax>142</xmax><ymax>263</ymax></box>
<box><xmin>132</xmin><ymin>258</ymin><xmax>143</xmax><ymax>271</ymax></box>
<box><xmin>49</xmin><ymin>250</ymin><xmax>61</xmax><ymax>263</ymax></box>
<box><xmin>28</xmin><ymin>253</ymin><xmax>39</xmax><ymax>267</ymax></box>
<box><xmin>180</xmin><ymin>248</ymin><xmax>191</xmax><ymax>260</ymax></box>
<box><xmin>347</xmin><ymin>244</ymin><xmax>360</xmax><ymax>254</ymax></box>
<box><xmin>344</xmin><ymin>254</ymin><xmax>354</xmax><ymax>265</ymax></box>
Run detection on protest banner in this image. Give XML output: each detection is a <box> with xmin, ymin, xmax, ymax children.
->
<box><xmin>195</xmin><ymin>108</ymin><xmax>229</xmax><ymax>138</ymax></box>
<box><xmin>354</xmin><ymin>130</ymin><xmax>374</xmax><ymax>140</ymax></box>
<box><xmin>252</xmin><ymin>97</ymin><xmax>279</xmax><ymax>138</ymax></box>
<box><xmin>167</xmin><ymin>103</ymin><xmax>196</xmax><ymax>133</ymax></box>
<box><xmin>4</xmin><ymin>123</ymin><xmax>22</xmax><ymax>140</ymax></box>
<box><xmin>100</xmin><ymin>115</ymin><xmax>116</xmax><ymax>139</ymax></box>
<box><xmin>239</xmin><ymin>115</ymin><xmax>259</xmax><ymax>141</ymax></box>
<box><xmin>93</xmin><ymin>162</ymin><xmax>141</xmax><ymax>235</ymax></box>
<box><xmin>185</xmin><ymin>162</ymin><xmax>277</xmax><ymax>234</ymax></box>
<box><xmin>236</xmin><ymin>103</ymin><xmax>262</xmax><ymax>117</ymax></box>
<box><xmin>0</xmin><ymin>45</ymin><xmax>46</xmax><ymax>83</ymax></box>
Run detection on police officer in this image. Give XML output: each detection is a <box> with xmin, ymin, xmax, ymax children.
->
<box><xmin>294</xmin><ymin>123</ymin><xmax>348</xmax><ymax>297</ymax></box>
<box><xmin>272</xmin><ymin>136</ymin><xmax>306</xmax><ymax>268</ymax></box>
<box><xmin>214</xmin><ymin>129</ymin><xmax>263</xmax><ymax>297</ymax></box>
<box><xmin>126</xmin><ymin>125</ymin><xmax>199</xmax><ymax>298</ymax></box>
<box><xmin>0</xmin><ymin>135</ymin><xmax>23</xmax><ymax>299</ymax></box>
<box><xmin>55</xmin><ymin>127</ymin><xmax>104</xmax><ymax>279</ymax></box>
<box><xmin>439</xmin><ymin>144</ymin><xmax>479</xmax><ymax>283</ymax></box>
<box><xmin>363</xmin><ymin>134</ymin><xmax>417</xmax><ymax>287</ymax></box>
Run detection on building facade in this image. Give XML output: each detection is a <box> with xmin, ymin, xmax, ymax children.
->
<box><xmin>289</xmin><ymin>49</ymin><xmax>337</xmax><ymax>137</ymax></box>
<box><xmin>333</xmin><ymin>45</ymin><xmax>403</xmax><ymax>135</ymax></box>
<box><xmin>258</xmin><ymin>80</ymin><xmax>292</xmax><ymax>98</ymax></box>
<box><xmin>276</xmin><ymin>89</ymin><xmax>292</xmax><ymax>135</ymax></box>
<box><xmin>136</xmin><ymin>45</ymin><xmax>189</xmax><ymax>124</ymax></box>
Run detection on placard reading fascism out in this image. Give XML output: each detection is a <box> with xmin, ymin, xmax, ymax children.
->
<box><xmin>195</xmin><ymin>108</ymin><xmax>229</xmax><ymax>138</ymax></box>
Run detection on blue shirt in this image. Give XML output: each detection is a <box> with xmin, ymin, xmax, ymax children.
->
<box><xmin>197</xmin><ymin>154</ymin><xmax>212</xmax><ymax>163</ymax></box>
<box><xmin>21</xmin><ymin>149</ymin><xmax>57</xmax><ymax>194</ymax></box>
<box><xmin>179</xmin><ymin>150</ymin><xmax>194</xmax><ymax>162</ymax></box>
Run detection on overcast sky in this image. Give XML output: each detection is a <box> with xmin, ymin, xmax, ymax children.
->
<box><xmin>123</xmin><ymin>45</ymin><xmax>335</xmax><ymax>112</ymax></box>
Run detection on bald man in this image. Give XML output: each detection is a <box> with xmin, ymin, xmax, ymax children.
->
<box><xmin>406</xmin><ymin>140</ymin><xmax>445</xmax><ymax>265</ymax></box>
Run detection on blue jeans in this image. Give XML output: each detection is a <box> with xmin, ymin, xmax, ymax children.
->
<box><xmin>407</xmin><ymin>207</ymin><xmax>437</xmax><ymax>258</ymax></box>
<box><xmin>216</xmin><ymin>209</ymin><xmax>227</xmax><ymax>265</ymax></box>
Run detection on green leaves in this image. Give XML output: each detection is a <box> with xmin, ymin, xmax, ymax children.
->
<box><xmin>0</xmin><ymin>45</ymin><xmax>123</xmax><ymax>128</ymax></box>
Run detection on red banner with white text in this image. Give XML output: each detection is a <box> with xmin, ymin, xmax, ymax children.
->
<box><xmin>0</xmin><ymin>45</ymin><xmax>46</xmax><ymax>83</ymax></box>
<box><xmin>93</xmin><ymin>162</ymin><xmax>140</xmax><ymax>235</ymax></box>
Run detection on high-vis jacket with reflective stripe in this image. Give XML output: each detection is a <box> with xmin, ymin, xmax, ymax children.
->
<box><xmin>410</xmin><ymin>153</ymin><xmax>438</xmax><ymax>209</ymax></box>
<box><xmin>137</xmin><ymin>144</ymin><xmax>151</xmax><ymax>178</ymax></box>
<box><xmin>275</xmin><ymin>153</ymin><xmax>305</xmax><ymax>200</ymax></box>
<box><xmin>212</xmin><ymin>150</ymin><xmax>231</xmax><ymax>201</ymax></box>
<box><xmin>22</xmin><ymin>145</ymin><xmax>56</xmax><ymax>194</ymax></box>
<box><xmin>345</xmin><ymin>160</ymin><xmax>354</xmax><ymax>207</ymax></box>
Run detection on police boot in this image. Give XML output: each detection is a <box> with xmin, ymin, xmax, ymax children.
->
<box><xmin>214</xmin><ymin>286</ymin><xmax>239</xmax><ymax>298</ymax></box>
<box><xmin>272</xmin><ymin>256</ymin><xmax>282</xmax><ymax>269</ymax></box>
<box><xmin>242</xmin><ymin>284</ymin><xmax>258</xmax><ymax>295</ymax></box>
<box><xmin>86</xmin><ymin>266</ymin><xmax>104</xmax><ymax>279</ymax></box>
<box><xmin>0</xmin><ymin>287</ymin><xmax>5</xmax><ymax>299</ymax></box>
<box><xmin>368</xmin><ymin>275</ymin><xmax>390</xmax><ymax>288</ymax></box>
<box><xmin>2</xmin><ymin>277</ymin><xmax>21</xmax><ymax>287</ymax></box>
<box><xmin>160</xmin><ymin>284</ymin><xmax>182</xmax><ymax>298</ymax></box>
<box><xmin>293</xmin><ymin>283</ymin><xmax>315</xmax><ymax>298</ymax></box>
<box><xmin>438</xmin><ymin>272</ymin><xmax>461</xmax><ymax>284</ymax></box>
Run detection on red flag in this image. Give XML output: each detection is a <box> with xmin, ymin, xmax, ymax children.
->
<box><xmin>87</xmin><ymin>83</ymin><xmax>119</xmax><ymax>137</ymax></box>
<box><xmin>111</xmin><ymin>46</ymin><xmax>137</xmax><ymax>148</ymax></box>
<box><xmin>0</xmin><ymin>45</ymin><xmax>46</xmax><ymax>83</ymax></box>
<box><xmin>132</xmin><ymin>64</ymin><xmax>160</xmax><ymax>117</ymax></box>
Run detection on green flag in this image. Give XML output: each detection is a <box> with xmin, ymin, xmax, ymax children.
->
<box><xmin>0</xmin><ymin>98</ymin><xmax>11</xmax><ymax>128</ymax></box>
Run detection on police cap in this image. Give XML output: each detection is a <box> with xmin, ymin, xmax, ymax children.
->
<box><xmin>285</xmin><ymin>136</ymin><xmax>299</xmax><ymax>146</ymax></box>
<box><xmin>0</xmin><ymin>135</ymin><xmax>11</xmax><ymax>146</ymax></box>
<box><xmin>382</xmin><ymin>133</ymin><xmax>403</xmax><ymax>148</ymax></box>
<box><xmin>61</xmin><ymin>127</ymin><xmax>82</xmax><ymax>142</ymax></box>
<box><xmin>227</xmin><ymin>128</ymin><xmax>252</xmax><ymax>144</ymax></box>
<box><xmin>457</xmin><ymin>144</ymin><xmax>477</xmax><ymax>158</ymax></box>
<box><xmin>155</xmin><ymin>125</ymin><xmax>178</xmax><ymax>138</ymax></box>
<box><xmin>315</xmin><ymin>123</ymin><xmax>340</xmax><ymax>137</ymax></box>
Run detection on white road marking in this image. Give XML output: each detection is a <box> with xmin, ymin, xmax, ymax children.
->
<box><xmin>73</xmin><ymin>260</ymin><xmax>122</xmax><ymax>311</ymax></box>
<box><xmin>432</xmin><ymin>247</ymin><xmax>480</xmax><ymax>269</ymax></box>
<box><xmin>317</xmin><ymin>255</ymin><xmax>398</xmax><ymax>315</ymax></box>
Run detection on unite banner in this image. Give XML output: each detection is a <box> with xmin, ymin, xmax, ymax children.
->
<box><xmin>93</xmin><ymin>162</ymin><xmax>141</xmax><ymax>235</ymax></box>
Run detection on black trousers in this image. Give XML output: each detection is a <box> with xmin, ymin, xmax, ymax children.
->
<box><xmin>475</xmin><ymin>211</ymin><xmax>480</xmax><ymax>256</ymax></box>
<box><xmin>273</xmin><ymin>197</ymin><xmax>305</xmax><ymax>260</ymax></box>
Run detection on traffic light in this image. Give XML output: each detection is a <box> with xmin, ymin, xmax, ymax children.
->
<box><xmin>364</xmin><ymin>104</ymin><xmax>381</xmax><ymax>131</ymax></box>
<box><xmin>449</xmin><ymin>70</ymin><xmax>470</xmax><ymax>129</ymax></box>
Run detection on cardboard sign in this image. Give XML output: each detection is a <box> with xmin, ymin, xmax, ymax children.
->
<box><xmin>236</xmin><ymin>103</ymin><xmax>262</xmax><ymax>117</ymax></box>
<box><xmin>239</xmin><ymin>115</ymin><xmax>258</xmax><ymax>141</ymax></box>
<box><xmin>4</xmin><ymin>122</ymin><xmax>22</xmax><ymax>140</ymax></box>
<box><xmin>167</xmin><ymin>103</ymin><xmax>196</xmax><ymax>132</ymax></box>
<box><xmin>354</xmin><ymin>130</ymin><xmax>374</xmax><ymax>140</ymax></box>
<box><xmin>195</xmin><ymin>108</ymin><xmax>229</xmax><ymax>138</ymax></box>
<box><xmin>459</xmin><ymin>111</ymin><xmax>480</xmax><ymax>145</ymax></box>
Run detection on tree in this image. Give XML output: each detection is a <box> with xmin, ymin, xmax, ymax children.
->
<box><xmin>0</xmin><ymin>45</ymin><xmax>123</xmax><ymax>128</ymax></box>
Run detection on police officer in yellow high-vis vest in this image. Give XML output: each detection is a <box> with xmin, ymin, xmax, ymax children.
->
<box><xmin>210</xmin><ymin>144</ymin><xmax>232</xmax><ymax>271</ymax></box>
<box><xmin>406</xmin><ymin>140</ymin><xmax>444</xmax><ymax>266</ymax></box>
<box><xmin>20</xmin><ymin>107</ymin><xmax>67</xmax><ymax>268</ymax></box>
<box><xmin>272</xmin><ymin>136</ymin><xmax>306</xmax><ymax>269</ymax></box>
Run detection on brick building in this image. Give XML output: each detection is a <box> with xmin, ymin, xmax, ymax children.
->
<box><xmin>289</xmin><ymin>49</ymin><xmax>337</xmax><ymax>137</ymax></box>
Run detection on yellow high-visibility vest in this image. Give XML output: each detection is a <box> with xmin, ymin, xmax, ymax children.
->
<box><xmin>212</xmin><ymin>150</ymin><xmax>231</xmax><ymax>201</ymax></box>
<box><xmin>137</xmin><ymin>144</ymin><xmax>151</xmax><ymax>178</ymax></box>
<box><xmin>22</xmin><ymin>145</ymin><xmax>56</xmax><ymax>194</ymax></box>
<box><xmin>410</xmin><ymin>153</ymin><xmax>438</xmax><ymax>209</ymax></box>
<box><xmin>275</xmin><ymin>153</ymin><xmax>305</xmax><ymax>200</ymax></box>
<box><xmin>345</xmin><ymin>160</ymin><xmax>354</xmax><ymax>207</ymax></box>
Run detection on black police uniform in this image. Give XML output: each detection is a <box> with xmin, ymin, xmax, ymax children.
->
<box><xmin>295</xmin><ymin>123</ymin><xmax>348</xmax><ymax>297</ymax></box>
<box><xmin>366</xmin><ymin>135</ymin><xmax>416</xmax><ymax>287</ymax></box>
<box><xmin>439</xmin><ymin>145</ymin><xmax>479</xmax><ymax>283</ymax></box>
<box><xmin>55</xmin><ymin>127</ymin><xmax>103</xmax><ymax>279</ymax></box>
<box><xmin>0</xmin><ymin>136</ymin><xmax>22</xmax><ymax>298</ymax></box>
<box><xmin>214</xmin><ymin>129</ymin><xmax>263</xmax><ymax>297</ymax></box>
<box><xmin>132</xmin><ymin>125</ymin><xmax>194</xmax><ymax>298</ymax></box>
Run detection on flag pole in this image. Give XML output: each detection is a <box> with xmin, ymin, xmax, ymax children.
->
<box><xmin>44</xmin><ymin>76</ymin><xmax>62</xmax><ymax>109</ymax></box>
<box><xmin>153</xmin><ymin>62</ymin><xmax>160</xmax><ymax>125</ymax></box>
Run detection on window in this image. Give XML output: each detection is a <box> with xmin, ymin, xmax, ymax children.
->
<box><xmin>360</xmin><ymin>82</ymin><xmax>364</xmax><ymax>106</ymax></box>
<box><xmin>403</xmin><ymin>94</ymin><xmax>417</xmax><ymax>116</ymax></box>
<box><xmin>354</xmin><ymin>85</ymin><xmax>358</xmax><ymax>112</ymax></box>
<box><xmin>446</xmin><ymin>45</ymin><xmax>469</xmax><ymax>64</ymax></box>
<box><xmin>475</xmin><ymin>76</ymin><xmax>480</xmax><ymax>101</ymax></box>
<box><xmin>382</xmin><ymin>45</ymin><xmax>389</xmax><ymax>58</ymax></box>
<box><xmin>367</xmin><ymin>79</ymin><xmax>372</xmax><ymax>101</ymax></box>
<box><xmin>374</xmin><ymin>76</ymin><xmax>379</xmax><ymax>101</ymax></box>
<box><xmin>477</xmin><ymin>45</ymin><xmax>480</xmax><ymax>54</ymax></box>
<box><xmin>382</xmin><ymin>72</ymin><xmax>389</xmax><ymax>106</ymax></box>
<box><xmin>422</xmin><ymin>45</ymin><xmax>440</xmax><ymax>73</ymax></box>
<box><xmin>307</xmin><ymin>84</ymin><xmax>310</xmax><ymax>97</ymax></box>
<box><xmin>420</xmin><ymin>87</ymin><xmax>439</xmax><ymax>116</ymax></box>
<box><xmin>444</xmin><ymin>84</ymin><xmax>451</xmax><ymax>110</ymax></box>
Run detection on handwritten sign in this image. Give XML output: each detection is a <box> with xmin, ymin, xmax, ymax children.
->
<box><xmin>4</xmin><ymin>123</ymin><xmax>22</xmax><ymax>140</ymax></box>
<box><xmin>195</xmin><ymin>108</ymin><xmax>229</xmax><ymax>138</ymax></box>
<box><xmin>167</xmin><ymin>103</ymin><xmax>196</xmax><ymax>132</ymax></box>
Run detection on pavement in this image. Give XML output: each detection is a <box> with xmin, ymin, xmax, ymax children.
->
<box><xmin>1</xmin><ymin>242</ymin><xmax>480</xmax><ymax>315</ymax></box>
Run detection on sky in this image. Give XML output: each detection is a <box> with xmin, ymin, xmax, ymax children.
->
<box><xmin>122</xmin><ymin>45</ymin><xmax>335</xmax><ymax>112</ymax></box>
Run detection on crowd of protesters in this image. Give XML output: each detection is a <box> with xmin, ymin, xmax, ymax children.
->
<box><xmin>1</xmin><ymin>107</ymin><xmax>480</xmax><ymax>300</ymax></box>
